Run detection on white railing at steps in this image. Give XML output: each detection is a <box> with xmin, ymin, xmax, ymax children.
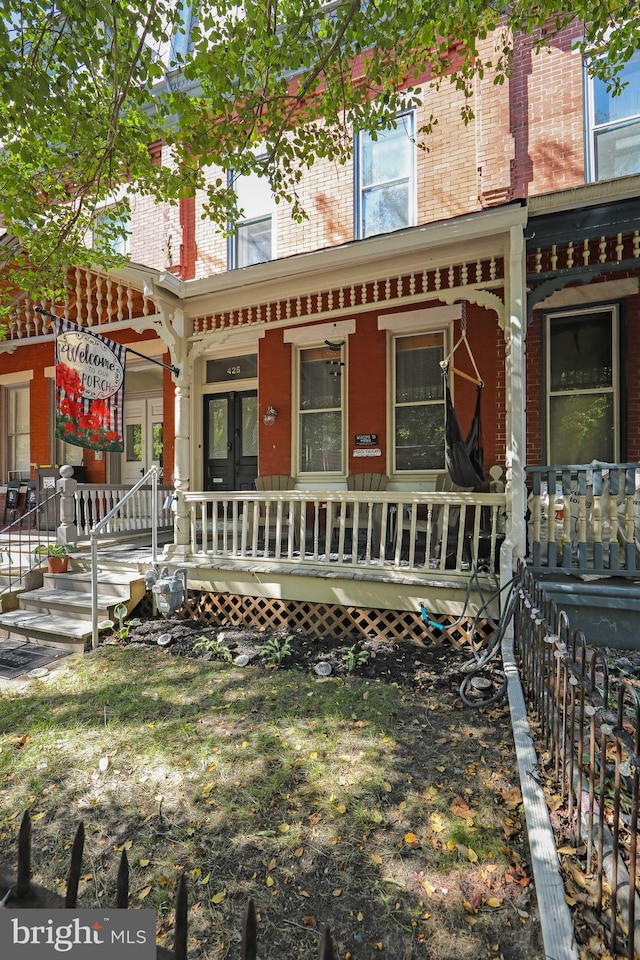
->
<box><xmin>90</xmin><ymin>466</ymin><xmax>168</xmax><ymax>651</ymax></box>
<box><xmin>76</xmin><ymin>483</ymin><xmax>174</xmax><ymax>538</ymax></box>
<box><xmin>181</xmin><ymin>489</ymin><xmax>507</xmax><ymax>576</ymax></box>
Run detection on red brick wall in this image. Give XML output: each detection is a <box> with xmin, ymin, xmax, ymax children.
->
<box><xmin>259</xmin><ymin>329</ymin><xmax>293</xmax><ymax>475</ymax></box>
<box><xmin>347</xmin><ymin>313</ymin><xmax>387</xmax><ymax>474</ymax></box>
<box><xmin>257</xmin><ymin>304</ymin><xmax>506</xmax><ymax>480</ymax></box>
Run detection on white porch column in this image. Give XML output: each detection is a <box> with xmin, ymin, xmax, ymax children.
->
<box><xmin>501</xmin><ymin>218</ymin><xmax>527</xmax><ymax>590</ymax></box>
<box><xmin>163</xmin><ymin>309</ymin><xmax>192</xmax><ymax>560</ymax></box>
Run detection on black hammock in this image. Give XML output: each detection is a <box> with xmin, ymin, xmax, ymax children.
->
<box><xmin>443</xmin><ymin>367</ymin><xmax>485</xmax><ymax>488</ymax></box>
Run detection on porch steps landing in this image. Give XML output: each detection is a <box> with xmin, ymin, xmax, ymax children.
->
<box><xmin>0</xmin><ymin>567</ymin><xmax>146</xmax><ymax>654</ymax></box>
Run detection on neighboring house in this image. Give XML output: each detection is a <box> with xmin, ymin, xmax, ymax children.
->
<box><xmin>1</xmin><ymin>23</ymin><xmax>639</xmax><ymax>642</ymax></box>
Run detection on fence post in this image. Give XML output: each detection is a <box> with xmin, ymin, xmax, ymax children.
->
<box><xmin>57</xmin><ymin>464</ymin><xmax>78</xmax><ymax>545</ymax></box>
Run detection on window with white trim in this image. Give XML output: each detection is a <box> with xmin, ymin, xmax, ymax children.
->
<box><xmin>93</xmin><ymin>203</ymin><xmax>130</xmax><ymax>257</ymax></box>
<box><xmin>5</xmin><ymin>384</ymin><xmax>31</xmax><ymax>480</ymax></box>
<box><xmin>585</xmin><ymin>48</ymin><xmax>640</xmax><ymax>181</ymax></box>
<box><xmin>356</xmin><ymin>112</ymin><xmax>416</xmax><ymax>239</ymax></box>
<box><xmin>298</xmin><ymin>344</ymin><xmax>344</xmax><ymax>474</ymax></box>
<box><xmin>393</xmin><ymin>331</ymin><xmax>446</xmax><ymax>472</ymax></box>
<box><xmin>545</xmin><ymin>306</ymin><xmax>619</xmax><ymax>464</ymax></box>
<box><xmin>229</xmin><ymin>166</ymin><xmax>274</xmax><ymax>268</ymax></box>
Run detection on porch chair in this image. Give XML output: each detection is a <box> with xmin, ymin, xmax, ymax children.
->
<box><xmin>251</xmin><ymin>475</ymin><xmax>300</xmax><ymax>551</ymax></box>
<box><xmin>21</xmin><ymin>481</ymin><xmax>39</xmax><ymax>528</ymax></box>
<box><xmin>2</xmin><ymin>480</ymin><xmax>21</xmax><ymax>527</ymax></box>
<box><xmin>331</xmin><ymin>473</ymin><xmax>389</xmax><ymax>555</ymax></box>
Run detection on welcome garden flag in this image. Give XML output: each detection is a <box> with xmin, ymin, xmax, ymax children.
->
<box><xmin>53</xmin><ymin>317</ymin><xmax>126</xmax><ymax>452</ymax></box>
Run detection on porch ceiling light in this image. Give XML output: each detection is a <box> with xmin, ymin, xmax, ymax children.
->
<box><xmin>263</xmin><ymin>406</ymin><xmax>278</xmax><ymax>426</ymax></box>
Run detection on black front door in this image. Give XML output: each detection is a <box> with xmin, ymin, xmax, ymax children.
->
<box><xmin>204</xmin><ymin>391</ymin><xmax>258</xmax><ymax>492</ymax></box>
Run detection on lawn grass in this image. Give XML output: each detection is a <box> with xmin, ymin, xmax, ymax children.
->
<box><xmin>0</xmin><ymin>646</ymin><xmax>541</xmax><ymax>959</ymax></box>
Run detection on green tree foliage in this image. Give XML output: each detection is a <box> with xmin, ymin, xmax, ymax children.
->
<box><xmin>0</xmin><ymin>0</ymin><xmax>637</xmax><ymax>301</ymax></box>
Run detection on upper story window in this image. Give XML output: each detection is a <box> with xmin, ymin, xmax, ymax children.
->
<box><xmin>586</xmin><ymin>48</ymin><xmax>640</xmax><ymax>181</ymax></box>
<box><xmin>356</xmin><ymin>112</ymin><xmax>416</xmax><ymax>240</ymax></box>
<box><xmin>393</xmin><ymin>331</ymin><xmax>446</xmax><ymax>472</ymax></box>
<box><xmin>545</xmin><ymin>306</ymin><xmax>619</xmax><ymax>463</ymax></box>
<box><xmin>298</xmin><ymin>344</ymin><xmax>344</xmax><ymax>474</ymax></box>
<box><xmin>229</xmin><ymin>166</ymin><xmax>274</xmax><ymax>269</ymax></box>
<box><xmin>93</xmin><ymin>203</ymin><xmax>130</xmax><ymax>257</ymax></box>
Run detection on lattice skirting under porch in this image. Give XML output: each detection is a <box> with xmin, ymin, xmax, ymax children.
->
<box><xmin>151</xmin><ymin>590</ymin><xmax>497</xmax><ymax>648</ymax></box>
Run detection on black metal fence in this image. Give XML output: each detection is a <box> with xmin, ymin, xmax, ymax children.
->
<box><xmin>0</xmin><ymin>811</ymin><xmax>335</xmax><ymax>959</ymax></box>
<box><xmin>515</xmin><ymin>563</ymin><xmax>640</xmax><ymax>958</ymax></box>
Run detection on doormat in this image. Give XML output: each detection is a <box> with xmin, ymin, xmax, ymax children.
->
<box><xmin>0</xmin><ymin>640</ymin><xmax>71</xmax><ymax>680</ymax></box>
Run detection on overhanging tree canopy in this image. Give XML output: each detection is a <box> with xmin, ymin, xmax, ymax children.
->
<box><xmin>0</xmin><ymin>0</ymin><xmax>637</xmax><ymax>304</ymax></box>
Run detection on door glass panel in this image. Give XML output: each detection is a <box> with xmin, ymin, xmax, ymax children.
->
<box><xmin>241</xmin><ymin>395</ymin><xmax>258</xmax><ymax>457</ymax></box>
<box><xmin>207</xmin><ymin>398</ymin><xmax>228</xmax><ymax>459</ymax></box>
<box><xmin>126</xmin><ymin>423</ymin><xmax>142</xmax><ymax>461</ymax></box>
<box><xmin>152</xmin><ymin>421</ymin><xmax>163</xmax><ymax>461</ymax></box>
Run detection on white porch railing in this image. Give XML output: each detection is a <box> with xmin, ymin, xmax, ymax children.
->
<box><xmin>75</xmin><ymin>483</ymin><xmax>174</xmax><ymax>538</ymax></box>
<box><xmin>527</xmin><ymin>463</ymin><xmax>640</xmax><ymax>576</ymax></box>
<box><xmin>181</xmin><ymin>489</ymin><xmax>507</xmax><ymax>576</ymax></box>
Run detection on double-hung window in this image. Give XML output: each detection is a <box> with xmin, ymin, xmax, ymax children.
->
<box><xmin>393</xmin><ymin>332</ymin><xmax>446</xmax><ymax>472</ymax></box>
<box><xmin>5</xmin><ymin>384</ymin><xmax>31</xmax><ymax>480</ymax></box>
<box><xmin>229</xmin><ymin>166</ymin><xmax>274</xmax><ymax>268</ymax></box>
<box><xmin>356</xmin><ymin>112</ymin><xmax>416</xmax><ymax>239</ymax></box>
<box><xmin>545</xmin><ymin>306</ymin><xmax>619</xmax><ymax>464</ymax></box>
<box><xmin>298</xmin><ymin>344</ymin><xmax>344</xmax><ymax>474</ymax></box>
<box><xmin>585</xmin><ymin>47</ymin><xmax>640</xmax><ymax>181</ymax></box>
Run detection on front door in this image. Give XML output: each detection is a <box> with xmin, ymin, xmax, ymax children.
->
<box><xmin>204</xmin><ymin>391</ymin><xmax>258</xmax><ymax>492</ymax></box>
<box><xmin>122</xmin><ymin>397</ymin><xmax>164</xmax><ymax>484</ymax></box>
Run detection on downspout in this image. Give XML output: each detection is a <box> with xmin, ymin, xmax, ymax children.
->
<box><xmin>500</xmin><ymin>216</ymin><xmax>527</xmax><ymax>591</ymax></box>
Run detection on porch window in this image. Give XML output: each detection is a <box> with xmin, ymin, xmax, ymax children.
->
<box><xmin>546</xmin><ymin>307</ymin><xmax>619</xmax><ymax>464</ymax></box>
<box><xmin>393</xmin><ymin>332</ymin><xmax>446</xmax><ymax>472</ymax></box>
<box><xmin>5</xmin><ymin>384</ymin><xmax>30</xmax><ymax>480</ymax></box>
<box><xmin>229</xmin><ymin>165</ymin><xmax>274</xmax><ymax>268</ymax></box>
<box><xmin>585</xmin><ymin>47</ymin><xmax>640</xmax><ymax>181</ymax></box>
<box><xmin>298</xmin><ymin>345</ymin><xmax>344</xmax><ymax>474</ymax></box>
<box><xmin>356</xmin><ymin>112</ymin><xmax>416</xmax><ymax>239</ymax></box>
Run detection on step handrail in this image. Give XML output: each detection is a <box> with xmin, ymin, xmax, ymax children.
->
<box><xmin>90</xmin><ymin>466</ymin><xmax>161</xmax><ymax>651</ymax></box>
<box><xmin>0</xmin><ymin>490</ymin><xmax>61</xmax><ymax>590</ymax></box>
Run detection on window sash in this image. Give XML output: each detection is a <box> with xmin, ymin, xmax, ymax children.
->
<box><xmin>235</xmin><ymin>215</ymin><xmax>272</xmax><ymax>268</ymax></box>
<box><xmin>298</xmin><ymin>345</ymin><xmax>344</xmax><ymax>474</ymax></box>
<box><xmin>6</xmin><ymin>385</ymin><xmax>30</xmax><ymax>479</ymax></box>
<box><xmin>586</xmin><ymin>48</ymin><xmax>640</xmax><ymax>181</ymax></box>
<box><xmin>357</xmin><ymin>112</ymin><xmax>415</xmax><ymax>239</ymax></box>
<box><xmin>393</xmin><ymin>331</ymin><xmax>446</xmax><ymax>472</ymax></box>
<box><xmin>545</xmin><ymin>307</ymin><xmax>619</xmax><ymax>464</ymax></box>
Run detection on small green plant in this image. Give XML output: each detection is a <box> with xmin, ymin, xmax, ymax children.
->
<box><xmin>98</xmin><ymin>602</ymin><xmax>142</xmax><ymax>642</ymax></box>
<box><xmin>339</xmin><ymin>644</ymin><xmax>369</xmax><ymax>674</ymax></box>
<box><xmin>193</xmin><ymin>635</ymin><xmax>233</xmax><ymax>662</ymax></box>
<box><xmin>257</xmin><ymin>635</ymin><xmax>292</xmax><ymax>667</ymax></box>
<box><xmin>34</xmin><ymin>542</ymin><xmax>75</xmax><ymax>561</ymax></box>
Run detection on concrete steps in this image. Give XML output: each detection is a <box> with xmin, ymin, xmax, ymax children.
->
<box><xmin>0</xmin><ymin>565</ymin><xmax>146</xmax><ymax>653</ymax></box>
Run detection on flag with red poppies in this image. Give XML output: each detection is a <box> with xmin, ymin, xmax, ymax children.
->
<box><xmin>53</xmin><ymin>318</ymin><xmax>126</xmax><ymax>452</ymax></box>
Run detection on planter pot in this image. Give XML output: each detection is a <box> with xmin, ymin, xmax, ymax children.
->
<box><xmin>47</xmin><ymin>556</ymin><xmax>69</xmax><ymax>574</ymax></box>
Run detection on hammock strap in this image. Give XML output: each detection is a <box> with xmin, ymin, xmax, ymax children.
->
<box><xmin>440</xmin><ymin>305</ymin><xmax>483</xmax><ymax>386</ymax></box>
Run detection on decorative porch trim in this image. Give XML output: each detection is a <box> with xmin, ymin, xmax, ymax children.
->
<box><xmin>532</xmin><ymin>276</ymin><xmax>639</xmax><ymax>312</ymax></box>
<box><xmin>190</xmin><ymin>256</ymin><xmax>505</xmax><ymax>336</ymax></box>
